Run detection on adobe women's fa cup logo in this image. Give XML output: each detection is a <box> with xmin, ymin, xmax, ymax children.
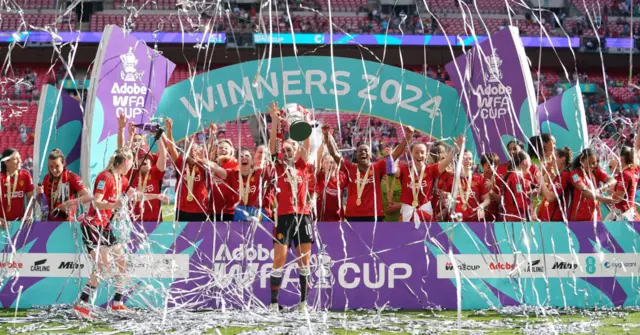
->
<box><xmin>485</xmin><ymin>48</ymin><xmax>503</xmax><ymax>83</ymax></box>
<box><xmin>120</xmin><ymin>47</ymin><xmax>144</xmax><ymax>82</ymax></box>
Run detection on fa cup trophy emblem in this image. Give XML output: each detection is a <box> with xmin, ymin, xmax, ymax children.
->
<box><xmin>120</xmin><ymin>47</ymin><xmax>144</xmax><ymax>82</ymax></box>
<box><xmin>485</xmin><ymin>48</ymin><xmax>503</xmax><ymax>83</ymax></box>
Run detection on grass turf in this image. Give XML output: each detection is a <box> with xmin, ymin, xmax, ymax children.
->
<box><xmin>1</xmin><ymin>309</ymin><xmax>639</xmax><ymax>334</ymax></box>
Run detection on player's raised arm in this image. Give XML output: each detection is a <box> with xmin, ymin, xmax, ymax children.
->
<box><xmin>390</xmin><ymin>126</ymin><xmax>414</xmax><ymax>161</ymax></box>
<box><xmin>268</xmin><ymin>101</ymin><xmax>280</xmax><ymax>159</ymax></box>
<box><xmin>438</xmin><ymin>134</ymin><xmax>465</xmax><ymax>174</ymax></box>
<box><xmin>322</xmin><ymin>124</ymin><xmax>342</xmax><ymax>164</ymax></box>
<box><xmin>117</xmin><ymin>113</ymin><xmax>127</xmax><ymax>150</ymax></box>
<box><xmin>163</xmin><ymin>118</ymin><xmax>179</xmax><ymax>163</ymax></box>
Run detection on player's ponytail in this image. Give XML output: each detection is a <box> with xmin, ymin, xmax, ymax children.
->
<box><xmin>106</xmin><ymin>148</ymin><xmax>133</xmax><ymax>172</ymax></box>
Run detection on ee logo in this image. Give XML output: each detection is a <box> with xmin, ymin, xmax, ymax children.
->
<box><xmin>585</xmin><ymin>256</ymin><xmax>596</xmax><ymax>274</ymax></box>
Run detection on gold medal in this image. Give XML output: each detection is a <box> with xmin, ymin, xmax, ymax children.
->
<box><xmin>356</xmin><ymin>198</ymin><xmax>362</xmax><ymax>206</ymax></box>
<box><xmin>187</xmin><ymin>195</ymin><xmax>194</xmax><ymax>202</ymax></box>
<box><xmin>412</xmin><ymin>200</ymin><xmax>419</xmax><ymax>208</ymax></box>
<box><xmin>462</xmin><ymin>205</ymin><xmax>467</xmax><ymax>211</ymax></box>
<box><xmin>544</xmin><ymin>201</ymin><xmax>549</xmax><ymax>207</ymax></box>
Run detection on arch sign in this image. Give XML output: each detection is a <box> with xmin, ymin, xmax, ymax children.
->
<box><xmin>157</xmin><ymin>56</ymin><xmax>473</xmax><ymax>150</ymax></box>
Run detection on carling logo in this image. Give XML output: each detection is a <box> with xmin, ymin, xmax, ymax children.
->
<box><xmin>30</xmin><ymin>259</ymin><xmax>50</xmax><ymax>272</ymax></box>
<box><xmin>523</xmin><ymin>259</ymin><xmax>543</xmax><ymax>273</ymax></box>
<box><xmin>112</xmin><ymin>47</ymin><xmax>148</xmax><ymax>119</ymax></box>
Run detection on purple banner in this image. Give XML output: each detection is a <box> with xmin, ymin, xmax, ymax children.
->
<box><xmin>445</xmin><ymin>27</ymin><xmax>537</xmax><ymax>161</ymax></box>
<box><xmin>3</xmin><ymin>31</ymin><xmax>613</xmax><ymax>48</ymax></box>
<box><xmin>82</xmin><ymin>25</ymin><xmax>176</xmax><ymax>185</ymax></box>
<box><xmin>1</xmin><ymin>221</ymin><xmax>638</xmax><ymax>310</ymax></box>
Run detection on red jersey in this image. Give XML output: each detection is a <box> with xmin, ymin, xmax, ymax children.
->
<box><xmin>431</xmin><ymin>171</ymin><xmax>454</xmax><ymax>221</ymax></box>
<box><xmin>274</xmin><ymin>158</ymin><xmax>314</xmax><ymax>216</ymax></box>
<box><xmin>130</xmin><ymin>166</ymin><xmax>165</xmax><ymax>221</ymax></box>
<box><xmin>210</xmin><ymin>158</ymin><xmax>239</xmax><ymax>215</ymax></box>
<box><xmin>342</xmin><ymin>160</ymin><xmax>386</xmax><ymax>218</ymax></box>
<box><xmin>42</xmin><ymin>169</ymin><xmax>85</xmax><ymax>221</ymax></box>
<box><xmin>397</xmin><ymin>163</ymin><xmax>440</xmax><ymax>207</ymax></box>
<box><xmin>84</xmin><ymin>171</ymin><xmax>129</xmax><ymax>228</ymax></box>
<box><xmin>446</xmin><ymin>173</ymin><xmax>487</xmax><ymax>221</ymax></box>
<box><xmin>537</xmin><ymin>170</ymin><xmax>571</xmax><ymax>222</ymax></box>
<box><xmin>229</xmin><ymin>168</ymin><xmax>272</xmax><ymax>208</ymax></box>
<box><xmin>482</xmin><ymin>173</ymin><xmax>500</xmax><ymax>221</ymax></box>
<box><xmin>569</xmin><ymin>168</ymin><xmax>610</xmax><ymax>221</ymax></box>
<box><xmin>496</xmin><ymin>163</ymin><xmax>538</xmax><ymax>188</ymax></box>
<box><xmin>174</xmin><ymin>156</ymin><xmax>209</xmax><ymax>214</ymax></box>
<box><xmin>502</xmin><ymin>172</ymin><xmax>532</xmax><ymax>221</ymax></box>
<box><xmin>315</xmin><ymin>170</ymin><xmax>346</xmax><ymax>221</ymax></box>
<box><xmin>613</xmin><ymin>166</ymin><xmax>638</xmax><ymax>214</ymax></box>
<box><xmin>0</xmin><ymin>170</ymin><xmax>34</xmax><ymax>221</ymax></box>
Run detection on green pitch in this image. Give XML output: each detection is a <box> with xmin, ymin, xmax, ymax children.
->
<box><xmin>1</xmin><ymin>308</ymin><xmax>639</xmax><ymax>334</ymax></box>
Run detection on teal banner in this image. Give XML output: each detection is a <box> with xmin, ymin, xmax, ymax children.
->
<box><xmin>34</xmin><ymin>85</ymin><xmax>84</xmax><ymax>184</ymax></box>
<box><xmin>538</xmin><ymin>85</ymin><xmax>589</xmax><ymax>154</ymax></box>
<box><xmin>557</xmin><ymin>83</ymin><xmax>597</xmax><ymax>93</ymax></box>
<box><xmin>158</xmin><ymin>56</ymin><xmax>472</xmax><ymax>150</ymax></box>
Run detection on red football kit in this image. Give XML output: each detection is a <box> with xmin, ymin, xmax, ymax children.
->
<box><xmin>84</xmin><ymin>171</ymin><xmax>129</xmax><ymax>228</ymax></box>
<box><xmin>315</xmin><ymin>170</ymin><xmax>346</xmax><ymax>221</ymax></box>
<box><xmin>210</xmin><ymin>158</ymin><xmax>238</xmax><ymax>216</ymax></box>
<box><xmin>229</xmin><ymin>168</ymin><xmax>272</xmax><ymax>208</ymax></box>
<box><xmin>397</xmin><ymin>163</ymin><xmax>440</xmax><ymax>208</ymax></box>
<box><xmin>274</xmin><ymin>158</ymin><xmax>314</xmax><ymax>216</ymax></box>
<box><xmin>42</xmin><ymin>169</ymin><xmax>85</xmax><ymax>221</ymax></box>
<box><xmin>431</xmin><ymin>171</ymin><xmax>454</xmax><ymax>221</ymax></box>
<box><xmin>502</xmin><ymin>172</ymin><xmax>532</xmax><ymax>221</ymax></box>
<box><xmin>342</xmin><ymin>160</ymin><xmax>386</xmax><ymax>218</ymax></box>
<box><xmin>612</xmin><ymin>166</ymin><xmax>638</xmax><ymax>217</ymax></box>
<box><xmin>568</xmin><ymin>168</ymin><xmax>610</xmax><ymax>221</ymax></box>
<box><xmin>130</xmin><ymin>166</ymin><xmax>165</xmax><ymax>221</ymax></box>
<box><xmin>445</xmin><ymin>173</ymin><xmax>487</xmax><ymax>221</ymax></box>
<box><xmin>0</xmin><ymin>170</ymin><xmax>34</xmax><ymax>221</ymax></box>
<box><xmin>537</xmin><ymin>170</ymin><xmax>571</xmax><ymax>222</ymax></box>
<box><xmin>174</xmin><ymin>156</ymin><xmax>209</xmax><ymax>214</ymax></box>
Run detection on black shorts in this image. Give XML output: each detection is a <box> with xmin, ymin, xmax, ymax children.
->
<box><xmin>81</xmin><ymin>225</ymin><xmax>117</xmax><ymax>253</ymax></box>
<box><xmin>176</xmin><ymin>210</ymin><xmax>209</xmax><ymax>222</ymax></box>
<box><xmin>211</xmin><ymin>213</ymin><xmax>234</xmax><ymax>222</ymax></box>
<box><xmin>274</xmin><ymin>214</ymin><xmax>313</xmax><ymax>246</ymax></box>
<box><xmin>346</xmin><ymin>216</ymin><xmax>385</xmax><ymax>222</ymax></box>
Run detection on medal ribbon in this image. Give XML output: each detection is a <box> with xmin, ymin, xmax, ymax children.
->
<box><xmin>138</xmin><ymin>171</ymin><xmax>149</xmax><ymax>210</ymax></box>
<box><xmin>6</xmin><ymin>171</ymin><xmax>18</xmax><ymax>211</ymax></box>
<box><xmin>239</xmin><ymin>169</ymin><xmax>253</xmax><ymax>205</ymax></box>
<box><xmin>355</xmin><ymin>166</ymin><xmax>369</xmax><ymax>205</ymax></box>
<box><xmin>185</xmin><ymin>165</ymin><xmax>196</xmax><ymax>201</ymax></box>
<box><xmin>409</xmin><ymin>163</ymin><xmax>426</xmax><ymax>207</ymax></box>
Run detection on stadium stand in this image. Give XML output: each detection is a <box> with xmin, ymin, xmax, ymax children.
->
<box><xmin>0</xmin><ymin>13</ymin><xmax>76</xmax><ymax>32</ymax></box>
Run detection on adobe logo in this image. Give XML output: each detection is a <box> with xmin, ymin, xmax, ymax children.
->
<box><xmin>489</xmin><ymin>262</ymin><xmax>516</xmax><ymax>270</ymax></box>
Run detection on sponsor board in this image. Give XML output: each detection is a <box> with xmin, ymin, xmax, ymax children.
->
<box><xmin>437</xmin><ymin>254</ymin><xmax>640</xmax><ymax>279</ymax></box>
<box><xmin>0</xmin><ymin>253</ymin><xmax>189</xmax><ymax>279</ymax></box>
